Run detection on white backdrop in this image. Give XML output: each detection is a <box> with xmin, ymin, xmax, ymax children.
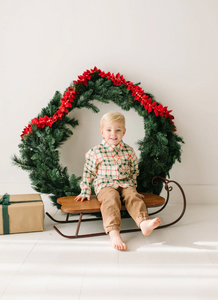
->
<box><xmin>1</xmin><ymin>0</ymin><xmax>218</xmax><ymax>204</ymax></box>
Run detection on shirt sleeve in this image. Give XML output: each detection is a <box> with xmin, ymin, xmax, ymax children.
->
<box><xmin>79</xmin><ymin>149</ymin><xmax>97</xmax><ymax>198</ymax></box>
<box><xmin>130</xmin><ymin>149</ymin><xmax>139</xmax><ymax>187</ymax></box>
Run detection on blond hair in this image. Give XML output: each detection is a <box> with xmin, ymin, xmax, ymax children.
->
<box><xmin>100</xmin><ymin>111</ymin><xmax>125</xmax><ymax>129</ymax></box>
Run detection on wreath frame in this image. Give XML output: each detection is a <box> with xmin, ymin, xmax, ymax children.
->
<box><xmin>13</xmin><ymin>67</ymin><xmax>184</xmax><ymax>209</ymax></box>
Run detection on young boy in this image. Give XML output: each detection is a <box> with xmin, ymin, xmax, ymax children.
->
<box><xmin>75</xmin><ymin>111</ymin><xmax>161</xmax><ymax>250</ymax></box>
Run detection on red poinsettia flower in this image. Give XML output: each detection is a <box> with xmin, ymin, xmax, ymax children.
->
<box><xmin>113</xmin><ymin>78</ymin><xmax>121</xmax><ymax>86</ymax></box>
<box><xmin>126</xmin><ymin>82</ymin><xmax>134</xmax><ymax>91</ymax></box>
<box><xmin>21</xmin><ymin>124</ymin><xmax>33</xmax><ymax>138</ymax></box>
<box><xmin>144</xmin><ymin>104</ymin><xmax>148</xmax><ymax>110</ymax></box>
<box><xmin>46</xmin><ymin>118</ymin><xmax>55</xmax><ymax>127</ymax></box>
<box><xmin>105</xmin><ymin>72</ymin><xmax>112</xmax><ymax>80</ymax></box>
<box><xmin>31</xmin><ymin>117</ymin><xmax>39</xmax><ymax>126</ymax></box>
<box><xmin>120</xmin><ymin>75</ymin><xmax>126</xmax><ymax>84</ymax></box>
<box><xmin>59</xmin><ymin>104</ymin><xmax>69</xmax><ymax>114</ymax></box>
<box><xmin>154</xmin><ymin>110</ymin><xmax>159</xmax><ymax>117</ymax></box>
<box><xmin>55</xmin><ymin>110</ymin><xmax>64</xmax><ymax>120</ymax></box>
<box><xmin>91</xmin><ymin>66</ymin><xmax>101</xmax><ymax>73</ymax></box>
<box><xmin>99</xmin><ymin>71</ymin><xmax>106</xmax><ymax>77</ymax></box>
<box><xmin>62</xmin><ymin>88</ymin><xmax>77</xmax><ymax>103</ymax></box>
<box><xmin>37</xmin><ymin>116</ymin><xmax>46</xmax><ymax>128</ymax></box>
<box><xmin>64</xmin><ymin>102</ymin><xmax>72</xmax><ymax>108</ymax></box>
<box><xmin>148</xmin><ymin>106</ymin><xmax>153</xmax><ymax>113</ymax></box>
<box><xmin>140</xmin><ymin>94</ymin><xmax>149</xmax><ymax>105</ymax></box>
<box><xmin>42</xmin><ymin>115</ymin><xmax>53</xmax><ymax>127</ymax></box>
<box><xmin>144</xmin><ymin>98</ymin><xmax>152</xmax><ymax>110</ymax></box>
<box><xmin>52</xmin><ymin>114</ymin><xmax>59</xmax><ymax>122</ymax></box>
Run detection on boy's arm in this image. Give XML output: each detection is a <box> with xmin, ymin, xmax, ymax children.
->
<box><xmin>75</xmin><ymin>150</ymin><xmax>97</xmax><ymax>201</ymax></box>
<box><xmin>130</xmin><ymin>150</ymin><xmax>139</xmax><ymax>187</ymax></box>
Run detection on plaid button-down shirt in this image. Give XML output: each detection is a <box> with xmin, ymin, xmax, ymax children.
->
<box><xmin>79</xmin><ymin>139</ymin><xmax>139</xmax><ymax>198</ymax></box>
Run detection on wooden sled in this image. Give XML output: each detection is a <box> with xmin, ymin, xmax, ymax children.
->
<box><xmin>46</xmin><ymin>176</ymin><xmax>186</xmax><ymax>239</ymax></box>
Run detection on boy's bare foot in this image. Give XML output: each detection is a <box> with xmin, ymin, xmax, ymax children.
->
<box><xmin>109</xmin><ymin>230</ymin><xmax>127</xmax><ymax>251</ymax></box>
<box><xmin>140</xmin><ymin>218</ymin><xmax>161</xmax><ymax>236</ymax></box>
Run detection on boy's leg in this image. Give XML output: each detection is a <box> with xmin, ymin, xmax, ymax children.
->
<box><xmin>97</xmin><ymin>187</ymin><xmax>127</xmax><ymax>250</ymax></box>
<box><xmin>97</xmin><ymin>186</ymin><xmax>121</xmax><ymax>233</ymax></box>
<box><xmin>121</xmin><ymin>187</ymin><xmax>161</xmax><ymax>235</ymax></box>
<box><xmin>121</xmin><ymin>187</ymin><xmax>149</xmax><ymax>226</ymax></box>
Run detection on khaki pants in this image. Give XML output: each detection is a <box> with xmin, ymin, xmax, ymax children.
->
<box><xmin>97</xmin><ymin>186</ymin><xmax>149</xmax><ymax>234</ymax></box>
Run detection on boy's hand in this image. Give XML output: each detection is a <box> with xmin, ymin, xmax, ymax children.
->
<box><xmin>74</xmin><ymin>195</ymin><xmax>90</xmax><ymax>202</ymax></box>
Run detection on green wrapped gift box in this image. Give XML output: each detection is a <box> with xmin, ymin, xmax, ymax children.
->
<box><xmin>0</xmin><ymin>194</ymin><xmax>44</xmax><ymax>235</ymax></box>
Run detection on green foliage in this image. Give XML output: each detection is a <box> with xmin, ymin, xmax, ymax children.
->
<box><xmin>12</xmin><ymin>73</ymin><xmax>184</xmax><ymax>209</ymax></box>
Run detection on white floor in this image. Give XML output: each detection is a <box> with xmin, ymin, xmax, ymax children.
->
<box><xmin>1</xmin><ymin>196</ymin><xmax>218</xmax><ymax>300</ymax></box>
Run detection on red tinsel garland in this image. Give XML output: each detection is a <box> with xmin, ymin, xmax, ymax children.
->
<box><xmin>21</xmin><ymin>67</ymin><xmax>175</xmax><ymax>138</ymax></box>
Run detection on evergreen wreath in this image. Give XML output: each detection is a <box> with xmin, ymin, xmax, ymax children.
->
<box><xmin>13</xmin><ymin>67</ymin><xmax>184</xmax><ymax>209</ymax></box>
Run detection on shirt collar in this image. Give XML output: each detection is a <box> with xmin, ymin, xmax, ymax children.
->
<box><xmin>101</xmin><ymin>139</ymin><xmax>124</xmax><ymax>151</ymax></box>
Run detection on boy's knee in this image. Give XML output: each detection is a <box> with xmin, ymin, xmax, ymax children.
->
<box><xmin>122</xmin><ymin>187</ymin><xmax>141</xmax><ymax>201</ymax></box>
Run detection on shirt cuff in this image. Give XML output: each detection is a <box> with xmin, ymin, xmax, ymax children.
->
<box><xmin>79</xmin><ymin>189</ymin><xmax>91</xmax><ymax>199</ymax></box>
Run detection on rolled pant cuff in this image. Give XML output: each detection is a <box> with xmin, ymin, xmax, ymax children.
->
<box><xmin>105</xmin><ymin>225</ymin><xmax>120</xmax><ymax>235</ymax></box>
<box><xmin>136</xmin><ymin>215</ymin><xmax>149</xmax><ymax>228</ymax></box>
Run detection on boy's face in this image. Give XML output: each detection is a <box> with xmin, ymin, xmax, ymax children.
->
<box><xmin>100</xmin><ymin>121</ymin><xmax>126</xmax><ymax>146</ymax></box>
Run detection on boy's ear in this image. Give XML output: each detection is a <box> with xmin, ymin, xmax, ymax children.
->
<box><xmin>123</xmin><ymin>128</ymin><xmax>126</xmax><ymax>135</ymax></box>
